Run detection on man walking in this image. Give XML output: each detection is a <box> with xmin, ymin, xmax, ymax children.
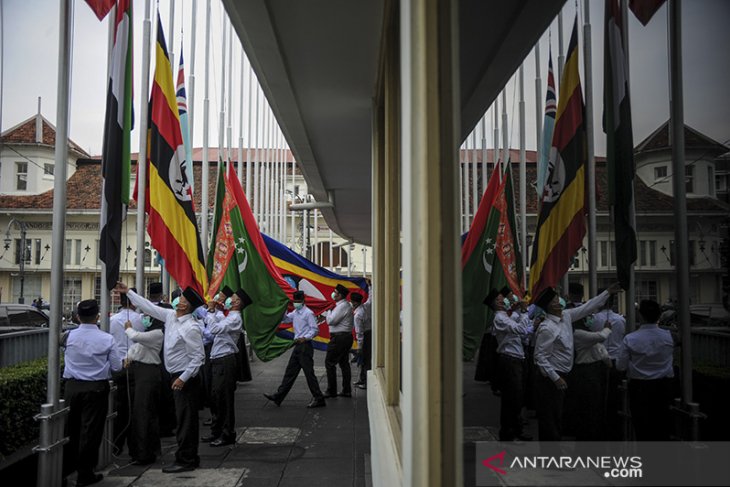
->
<box><xmin>352</xmin><ymin>292</ymin><xmax>372</xmax><ymax>389</ymax></box>
<box><xmin>323</xmin><ymin>284</ymin><xmax>354</xmax><ymax>398</ymax></box>
<box><xmin>264</xmin><ymin>291</ymin><xmax>326</xmax><ymax>408</ymax></box>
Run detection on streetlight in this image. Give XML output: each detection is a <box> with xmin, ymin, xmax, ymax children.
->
<box><xmin>4</xmin><ymin>218</ymin><xmax>29</xmax><ymax>304</ymax></box>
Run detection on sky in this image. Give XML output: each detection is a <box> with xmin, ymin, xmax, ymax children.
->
<box><xmin>1</xmin><ymin>0</ymin><xmax>729</xmax><ymax>157</ymax></box>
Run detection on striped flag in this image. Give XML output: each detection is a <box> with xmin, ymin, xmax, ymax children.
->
<box><xmin>176</xmin><ymin>46</ymin><xmax>194</xmax><ymax>195</ymax></box>
<box><xmin>529</xmin><ymin>17</ymin><xmax>587</xmax><ymax>301</ymax></box>
<box><xmin>605</xmin><ymin>0</ymin><xmax>636</xmax><ymax>289</ymax></box>
<box><xmin>143</xmin><ymin>14</ymin><xmax>208</xmax><ymax>298</ymax></box>
<box><xmin>84</xmin><ymin>0</ymin><xmax>115</xmax><ymax>20</ymax></box>
<box><xmin>99</xmin><ymin>0</ymin><xmax>133</xmax><ymax>290</ymax></box>
<box><xmin>536</xmin><ymin>49</ymin><xmax>557</xmax><ymax>198</ymax></box>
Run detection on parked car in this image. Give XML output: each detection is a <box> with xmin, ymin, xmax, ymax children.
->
<box><xmin>0</xmin><ymin>303</ymin><xmax>49</xmax><ymax>333</ymax></box>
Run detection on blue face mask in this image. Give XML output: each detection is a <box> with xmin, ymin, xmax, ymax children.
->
<box><xmin>142</xmin><ymin>315</ymin><xmax>152</xmax><ymax>329</ymax></box>
<box><xmin>172</xmin><ymin>297</ymin><xmax>181</xmax><ymax>309</ymax></box>
<box><xmin>294</xmin><ymin>302</ymin><xmax>304</xmax><ymax>310</ymax></box>
<box><xmin>224</xmin><ymin>297</ymin><xmax>233</xmax><ymax>310</ymax></box>
<box><xmin>331</xmin><ymin>291</ymin><xmax>338</xmax><ymax>300</ymax></box>
<box><xmin>559</xmin><ymin>298</ymin><xmax>567</xmax><ymax>309</ymax></box>
<box><xmin>503</xmin><ymin>297</ymin><xmax>512</xmax><ymax>309</ymax></box>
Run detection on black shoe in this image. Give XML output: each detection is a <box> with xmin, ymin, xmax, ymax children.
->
<box><xmin>323</xmin><ymin>391</ymin><xmax>338</xmax><ymax>399</ymax></box>
<box><xmin>263</xmin><ymin>393</ymin><xmax>282</xmax><ymax>406</ymax></box>
<box><xmin>210</xmin><ymin>437</ymin><xmax>235</xmax><ymax>447</ymax></box>
<box><xmin>76</xmin><ymin>473</ymin><xmax>103</xmax><ymax>487</ymax></box>
<box><xmin>339</xmin><ymin>391</ymin><xmax>352</xmax><ymax>398</ymax></box>
<box><xmin>307</xmin><ymin>398</ymin><xmax>326</xmax><ymax>408</ymax></box>
<box><xmin>162</xmin><ymin>464</ymin><xmax>196</xmax><ymax>474</ymax></box>
<box><xmin>201</xmin><ymin>434</ymin><xmax>219</xmax><ymax>443</ymax></box>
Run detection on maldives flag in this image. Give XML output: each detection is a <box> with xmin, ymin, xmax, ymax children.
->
<box><xmin>461</xmin><ymin>165</ymin><xmax>501</xmax><ymax>361</ymax></box>
<box><xmin>208</xmin><ymin>162</ymin><xmax>293</xmax><ymax>361</ymax></box>
<box><xmin>99</xmin><ymin>0</ymin><xmax>133</xmax><ymax>289</ymax></box>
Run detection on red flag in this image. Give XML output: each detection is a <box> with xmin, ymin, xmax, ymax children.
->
<box><xmin>629</xmin><ymin>0</ymin><xmax>667</xmax><ymax>26</ymax></box>
<box><xmin>85</xmin><ymin>0</ymin><xmax>115</xmax><ymax>21</ymax></box>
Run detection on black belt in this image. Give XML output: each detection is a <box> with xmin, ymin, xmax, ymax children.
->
<box><xmin>210</xmin><ymin>353</ymin><xmax>236</xmax><ymax>363</ymax></box>
<box><xmin>330</xmin><ymin>331</ymin><xmax>351</xmax><ymax>336</ymax></box>
<box><xmin>66</xmin><ymin>378</ymin><xmax>108</xmax><ymax>384</ymax></box>
<box><xmin>499</xmin><ymin>353</ymin><xmax>525</xmax><ymax>361</ymax></box>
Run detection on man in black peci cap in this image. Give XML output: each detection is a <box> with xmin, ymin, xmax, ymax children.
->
<box><xmin>115</xmin><ymin>282</ymin><xmax>205</xmax><ymax>474</ymax></box>
<box><xmin>616</xmin><ymin>299</ymin><xmax>676</xmax><ymax>440</ymax></box>
<box><xmin>62</xmin><ymin>299</ymin><xmax>123</xmax><ymax>487</ymax></box>
<box><xmin>322</xmin><ymin>284</ymin><xmax>355</xmax><ymax>398</ymax></box>
<box><xmin>264</xmin><ymin>290</ymin><xmax>326</xmax><ymax>408</ymax></box>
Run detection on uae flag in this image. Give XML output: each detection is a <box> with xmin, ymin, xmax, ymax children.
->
<box><xmin>141</xmin><ymin>14</ymin><xmax>207</xmax><ymax>297</ymax></box>
<box><xmin>529</xmin><ymin>17</ymin><xmax>588</xmax><ymax>301</ymax></box>
<box><xmin>208</xmin><ymin>162</ymin><xmax>293</xmax><ymax>361</ymax></box>
<box><xmin>99</xmin><ymin>0</ymin><xmax>133</xmax><ymax>289</ymax></box>
<box><xmin>605</xmin><ymin>0</ymin><xmax>637</xmax><ymax>289</ymax></box>
<box><xmin>461</xmin><ymin>165</ymin><xmax>502</xmax><ymax>360</ymax></box>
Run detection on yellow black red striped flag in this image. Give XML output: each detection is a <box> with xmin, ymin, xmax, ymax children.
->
<box><xmin>142</xmin><ymin>14</ymin><xmax>208</xmax><ymax>298</ymax></box>
<box><xmin>529</xmin><ymin>16</ymin><xmax>587</xmax><ymax>301</ymax></box>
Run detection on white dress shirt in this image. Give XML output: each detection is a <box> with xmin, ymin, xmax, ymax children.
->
<box><xmin>109</xmin><ymin>308</ymin><xmax>143</xmax><ymax>359</ymax></box>
<box><xmin>353</xmin><ymin>296</ymin><xmax>372</xmax><ymax>348</ymax></box>
<box><xmin>63</xmin><ymin>324</ymin><xmax>123</xmax><ymax>381</ymax></box>
<box><xmin>208</xmin><ymin>310</ymin><xmax>242</xmax><ymax>359</ymax></box>
<box><xmin>326</xmin><ymin>299</ymin><xmax>354</xmax><ymax>334</ymax></box>
<box><xmin>573</xmin><ymin>328</ymin><xmax>612</xmax><ymax>365</ymax></box>
<box><xmin>593</xmin><ymin>309</ymin><xmax>626</xmax><ymax>360</ymax></box>
<box><xmin>493</xmin><ymin>310</ymin><xmax>532</xmax><ymax>359</ymax></box>
<box><xmin>127</xmin><ymin>290</ymin><xmax>205</xmax><ymax>382</ymax></box>
<box><xmin>534</xmin><ymin>290</ymin><xmax>611</xmax><ymax>381</ymax></box>
<box><xmin>125</xmin><ymin>327</ymin><xmax>163</xmax><ymax>364</ymax></box>
<box><xmin>281</xmin><ymin>306</ymin><xmax>319</xmax><ymax>341</ymax></box>
<box><xmin>616</xmin><ymin>324</ymin><xmax>674</xmax><ymax>380</ymax></box>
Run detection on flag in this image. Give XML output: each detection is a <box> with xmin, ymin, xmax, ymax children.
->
<box><xmin>207</xmin><ymin>162</ymin><xmax>293</xmax><ymax>361</ymax></box>
<box><xmin>84</xmin><ymin>0</ymin><xmax>115</xmax><ymax>20</ymax></box>
<box><xmin>605</xmin><ymin>0</ymin><xmax>637</xmax><ymax>289</ymax></box>
<box><xmin>536</xmin><ymin>49</ymin><xmax>557</xmax><ymax>198</ymax></box>
<box><xmin>176</xmin><ymin>46</ymin><xmax>194</xmax><ymax>195</ymax></box>
<box><xmin>461</xmin><ymin>167</ymin><xmax>502</xmax><ymax>360</ymax></box>
<box><xmin>629</xmin><ymin>0</ymin><xmax>667</xmax><ymax>26</ymax></box>
<box><xmin>529</xmin><ymin>17</ymin><xmax>588</xmax><ymax>301</ymax></box>
<box><xmin>99</xmin><ymin>0</ymin><xmax>133</xmax><ymax>290</ymax></box>
<box><xmin>143</xmin><ymin>15</ymin><xmax>207</xmax><ymax>297</ymax></box>
<box><xmin>489</xmin><ymin>163</ymin><xmax>523</xmax><ymax>299</ymax></box>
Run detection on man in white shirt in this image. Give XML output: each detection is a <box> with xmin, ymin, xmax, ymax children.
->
<box><xmin>352</xmin><ymin>292</ymin><xmax>372</xmax><ymax>389</ymax></box>
<box><xmin>533</xmin><ymin>282</ymin><xmax>622</xmax><ymax>440</ymax></box>
<box><xmin>115</xmin><ymin>282</ymin><xmax>206</xmax><ymax>474</ymax></box>
<box><xmin>265</xmin><ymin>291</ymin><xmax>326</xmax><ymax>408</ymax></box>
<box><xmin>323</xmin><ymin>284</ymin><xmax>355</xmax><ymax>398</ymax></box>
<box><xmin>108</xmin><ymin>289</ymin><xmax>143</xmax><ymax>456</ymax></box>
<box><xmin>616</xmin><ymin>299</ymin><xmax>676</xmax><ymax>440</ymax></box>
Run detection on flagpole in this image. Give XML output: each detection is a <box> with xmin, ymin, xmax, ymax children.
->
<box><xmin>227</xmin><ymin>18</ymin><xmax>234</xmax><ymax>171</ymax></box>
<box><xmin>460</xmin><ymin>145</ymin><xmax>466</xmax><ymax>232</ymax></box>
<box><xmin>329</xmin><ymin>229</ymin><xmax>333</xmax><ymax>270</ymax></box>
<box><xmin>280</xmin><ymin>132</ymin><xmax>286</xmax><ymax>241</ymax></box>
<box><xmin>168</xmin><ymin>0</ymin><xmax>175</xmax><ymax>72</ymax></box>
<box><xmin>314</xmin><ymin>209</ymin><xmax>319</xmax><ymax>264</ymax></box>
<box><xmin>501</xmin><ymin>89</ymin><xmax>508</xmax><ymax>177</ymax></box>
<box><xmin>238</xmin><ymin>47</ymin><xmax>245</xmax><ymax>183</ymax></box>
<box><xmin>583</xmin><ymin>1</ymin><xmax>597</xmax><ymax>297</ymax></box>
<box><xmin>219</xmin><ymin>16</ymin><xmax>227</xmax><ymax>166</ymax></box>
<box><xmin>519</xmin><ymin>64</ymin><xmax>527</xmax><ymax>292</ymax></box>
<box><xmin>669</xmin><ymin>0</ymin><xmax>694</xmax><ymax>411</ymax></box>
<box><xmin>38</xmin><ymin>1</ymin><xmax>73</xmax><ymax>485</ymax></box>
<box><xmin>291</xmin><ymin>159</ymin><xmax>296</xmax><ymax>248</ymax></box>
<box><xmin>263</xmin><ymin>109</ymin><xmax>270</xmax><ymax>231</ymax></box>
<box><xmin>557</xmin><ymin>10</ymin><xmax>565</xmax><ymax>85</ymax></box>
<box><xmin>470</xmin><ymin>130</ymin><xmax>478</xmax><ymax>225</ymax></box>
<box><xmin>481</xmin><ymin>111</ymin><xmax>488</xmax><ymax>194</ymax></box>
<box><xmin>534</xmin><ymin>43</ymin><xmax>543</xmax><ymax>174</ymax></box>
<box><xmin>621</xmin><ymin>0</ymin><xmax>636</xmax><ymax>332</ymax></box>
<box><xmin>201</xmin><ymin>0</ymin><xmax>211</xmax><ymax>254</ymax></box>
<box><xmin>493</xmin><ymin>97</ymin><xmax>499</xmax><ymax>177</ymax></box>
<box><xmin>136</xmin><ymin>0</ymin><xmax>152</xmax><ymax>292</ymax></box>
<box><xmin>245</xmin><ymin>63</ymin><xmax>253</xmax><ymax>198</ymax></box>
<box><xmin>188</xmin><ymin>0</ymin><xmax>197</xmax><ymax>150</ymax></box>
<box><xmin>253</xmin><ymin>85</ymin><xmax>260</xmax><ymax>219</ymax></box>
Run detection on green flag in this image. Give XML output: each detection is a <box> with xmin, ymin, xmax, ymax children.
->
<box><xmin>207</xmin><ymin>162</ymin><xmax>292</xmax><ymax>361</ymax></box>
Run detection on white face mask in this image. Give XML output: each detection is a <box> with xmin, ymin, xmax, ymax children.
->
<box><xmin>294</xmin><ymin>302</ymin><xmax>304</xmax><ymax>310</ymax></box>
<box><xmin>331</xmin><ymin>291</ymin><xmax>338</xmax><ymax>300</ymax></box>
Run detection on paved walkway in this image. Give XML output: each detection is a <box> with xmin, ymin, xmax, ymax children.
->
<box><xmin>86</xmin><ymin>349</ymin><xmax>371</xmax><ymax>487</ymax></box>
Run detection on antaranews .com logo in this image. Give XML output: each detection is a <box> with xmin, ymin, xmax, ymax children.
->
<box><xmin>482</xmin><ymin>450</ymin><xmax>643</xmax><ymax>479</ymax></box>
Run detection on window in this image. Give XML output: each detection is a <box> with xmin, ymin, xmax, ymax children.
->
<box><xmin>600</xmin><ymin>241</ymin><xmax>609</xmax><ymax>267</ymax></box>
<box><xmin>63</xmin><ymin>276</ymin><xmax>82</xmax><ymax>320</ymax></box>
<box><xmin>637</xmin><ymin>280</ymin><xmax>658</xmax><ymax>303</ymax></box>
<box><xmin>44</xmin><ymin>163</ymin><xmax>54</xmax><ymax>176</ymax></box>
<box><xmin>648</xmin><ymin>240</ymin><xmax>656</xmax><ymax>266</ymax></box>
<box><xmin>95</xmin><ymin>276</ymin><xmax>120</xmax><ymax>309</ymax></box>
<box><xmin>64</xmin><ymin>239</ymin><xmax>72</xmax><ymax>265</ymax></box>
<box><xmin>708</xmin><ymin>166</ymin><xmax>714</xmax><ymax>197</ymax></box>
<box><xmin>35</xmin><ymin>239</ymin><xmax>41</xmax><ymax>265</ymax></box>
<box><xmin>74</xmin><ymin>239</ymin><xmax>81</xmax><ymax>265</ymax></box>
<box><xmin>669</xmin><ymin>240</ymin><xmax>675</xmax><ymax>266</ymax></box>
<box><xmin>14</xmin><ymin>239</ymin><xmax>31</xmax><ymax>264</ymax></box>
<box><xmin>11</xmin><ymin>275</ymin><xmax>42</xmax><ymax>304</ymax></box>
<box><xmin>639</xmin><ymin>240</ymin><xmax>657</xmax><ymax>267</ymax></box>
<box><xmin>640</xmin><ymin>241</ymin><xmax>647</xmax><ymax>266</ymax></box>
<box><xmin>16</xmin><ymin>162</ymin><xmax>28</xmax><ymax>190</ymax></box>
<box><xmin>689</xmin><ymin>240</ymin><xmax>695</xmax><ymax>266</ymax></box>
<box><xmin>654</xmin><ymin>166</ymin><xmax>667</xmax><ymax>180</ymax></box>
<box><xmin>144</xmin><ymin>249</ymin><xmax>152</xmax><ymax>267</ymax></box>
<box><xmin>685</xmin><ymin>165</ymin><xmax>694</xmax><ymax>193</ymax></box>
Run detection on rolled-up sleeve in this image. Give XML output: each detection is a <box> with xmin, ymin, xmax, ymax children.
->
<box><xmin>127</xmin><ymin>290</ymin><xmax>174</xmax><ymax>323</ymax></box>
<box><xmin>179</xmin><ymin>325</ymin><xmax>205</xmax><ymax>383</ymax></box>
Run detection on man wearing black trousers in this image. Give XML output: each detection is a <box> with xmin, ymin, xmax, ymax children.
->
<box><xmin>117</xmin><ymin>282</ymin><xmax>206</xmax><ymax>474</ymax></box>
<box><xmin>62</xmin><ymin>300</ymin><xmax>123</xmax><ymax>486</ymax></box>
<box><xmin>323</xmin><ymin>284</ymin><xmax>355</xmax><ymax>398</ymax></box>
<box><xmin>264</xmin><ymin>291</ymin><xmax>326</xmax><ymax>408</ymax></box>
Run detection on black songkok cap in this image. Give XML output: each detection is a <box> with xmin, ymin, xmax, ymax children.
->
<box><xmin>182</xmin><ymin>287</ymin><xmax>205</xmax><ymax>311</ymax></box>
<box><xmin>293</xmin><ymin>290</ymin><xmax>305</xmax><ymax>301</ymax></box>
<box><xmin>534</xmin><ymin>288</ymin><xmax>557</xmax><ymax>311</ymax></box>
<box><xmin>235</xmin><ymin>289</ymin><xmax>253</xmax><ymax>309</ymax></box>
<box><xmin>335</xmin><ymin>284</ymin><xmax>349</xmax><ymax>297</ymax></box>
<box><xmin>148</xmin><ymin>282</ymin><xmax>163</xmax><ymax>296</ymax></box>
<box><xmin>77</xmin><ymin>299</ymin><xmax>99</xmax><ymax>318</ymax></box>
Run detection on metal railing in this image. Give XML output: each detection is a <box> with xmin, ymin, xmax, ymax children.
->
<box><xmin>0</xmin><ymin>328</ymin><xmax>49</xmax><ymax>367</ymax></box>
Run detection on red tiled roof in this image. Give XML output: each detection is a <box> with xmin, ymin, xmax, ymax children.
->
<box><xmin>635</xmin><ymin>121</ymin><xmax>729</xmax><ymax>156</ymax></box>
<box><xmin>2</xmin><ymin>158</ymin><xmax>726</xmax><ymax>215</ymax></box>
<box><xmin>1</xmin><ymin>115</ymin><xmax>91</xmax><ymax>158</ymax></box>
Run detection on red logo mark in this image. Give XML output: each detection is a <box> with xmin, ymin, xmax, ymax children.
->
<box><xmin>482</xmin><ymin>451</ymin><xmax>507</xmax><ymax>475</ymax></box>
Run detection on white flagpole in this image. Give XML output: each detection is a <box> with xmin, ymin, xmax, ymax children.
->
<box><xmin>201</xmin><ymin>0</ymin><xmax>211</xmax><ymax>255</ymax></box>
<box><xmin>481</xmin><ymin>110</ymin><xmax>488</xmax><ymax>189</ymax></box>
<box><xmin>501</xmin><ymin>89</ymin><xmax>509</xmax><ymax>177</ymax></box>
<box><xmin>329</xmin><ymin>229</ymin><xmax>333</xmax><ymax>270</ymax></box>
<box><xmin>584</xmin><ymin>0</ymin><xmax>598</xmax><ymax>297</ymax></box>
<box><xmin>460</xmin><ymin>144</ymin><xmax>466</xmax><ymax>232</ymax></box>
<box><xmin>136</xmin><ymin>0</ymin><xmax>153</xmax><ymax>289</ymax></box>
<box><xmin>557</xmin><ymin>10</ymin><xmax>565</xmax><ymax>86</ymax></box>
<box><xmin>245</xmin><ymin>62</ymin><xmax>253</xmax><ymax>198</ymax></box>
<box><xmin>519</xmin><ymin>64</ymin><xmax>527</xmax><ymax>291</ymax></box>
<box><xmin>281</xmin><ymin>132</ymin><xmax>287</xmax><ymax>244</ymax></box>
<box><xmin>470</xmin><ymin>129</ymin><xmax>478</xmax><ymax>223</ymax></box>
<box><xmin>227</xmin><ymin>18</ymin><xmax>234</xmax><ymax>171</ymax></box>
<box><xmin>168</xmin><ymin>0</ymin><xmax>175</xmax><ymax>72</ymax></box>
<box><xmin>534</xmin><ymin>42</ymin><xmax>543</xmax><ymax>173</ymax></box>
<box><xmin>493</xmin><ymin>97</ymin><xmax>500</xmax><ymax>176</ymax></box>
<box><xmin>253</xmin><ymin>84</ymin><xmax>261</xmax><ymax>219</ymax></box>
<box><xmin>219</xmin><ymin>16</ymin><xmax>227</xmax><ymax>166</ymax></box>
<box><xmin>238</xmin><ymin>47</ymin><xmax>245</xmax><ymax>183</ymax></box>
<box><xmin>314</xmin><ymin>209</ymin><xmax>319</xmax><ymax>264</ymax></box>
<box><xmin>188</xmin><ymin>0</ymin><xmax>197</xmax><ymax>149</ymax></box>
<box><xmin>291</xmin><ymin>158</ymin><xmax>296</xmax><ymax>248</ymax></box>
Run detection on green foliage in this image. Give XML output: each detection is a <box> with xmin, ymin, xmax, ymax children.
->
<box><xmin>0</xmin><ymin>358</ymin><xmax>50</xmax><ymax>459</ymax></box>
